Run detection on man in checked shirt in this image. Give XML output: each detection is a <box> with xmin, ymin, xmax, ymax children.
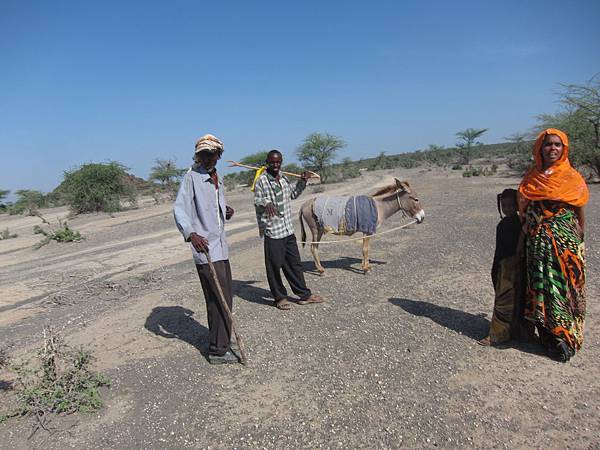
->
<box><xmin>253</xmin><ymin>149</ymin><xmax>325</xmax><ymax>310</ymax></box>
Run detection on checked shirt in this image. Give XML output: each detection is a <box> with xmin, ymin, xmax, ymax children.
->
<box><xmin>253</xmin><ymin>172</ymin><xmax>306</xmax><ymax>239</ymax></box>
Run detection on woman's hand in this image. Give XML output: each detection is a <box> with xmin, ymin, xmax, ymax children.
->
<box><xmin>575</xmin><ymin>206</ymin><xmax>585</xmax><ymax>240</ymax></box>
<box><xmin>575</xmin><ymin>222</ymin><xmax>585</xmax><ymax>241</ymax></box>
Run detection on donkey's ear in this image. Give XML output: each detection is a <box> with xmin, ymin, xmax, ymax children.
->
<box><xmin>394</xmin><ymin>178</ymin><xmax>402</xmax><ymax>186</ymax></box>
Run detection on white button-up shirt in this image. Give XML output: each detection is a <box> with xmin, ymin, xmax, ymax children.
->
<box><xmin>173</xmin><ymin>165</ymin><xmax>229</xmax><ymax>265</ymax></box>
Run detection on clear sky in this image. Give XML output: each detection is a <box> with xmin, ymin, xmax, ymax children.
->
<box><xmin>1</xmin><ymin>0</ymin><xmax>599</xmax><ymax>194</ymax></box>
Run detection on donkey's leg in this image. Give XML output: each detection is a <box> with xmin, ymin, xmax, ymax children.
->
<box><xmin>362</xmin><ymin>234</ymin><xmax>371</xmax><ymax>273</ymax></box>
<box><xmin>311</xmin><ymin>229</ymin><xmax>326</xmax><ymax>275</ymax></box>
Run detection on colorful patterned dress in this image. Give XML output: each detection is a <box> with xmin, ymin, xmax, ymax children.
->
<box><xmin>524</xmin><ymin>201</ymin><xmax>586</xmax><ymax>351</ymax></box>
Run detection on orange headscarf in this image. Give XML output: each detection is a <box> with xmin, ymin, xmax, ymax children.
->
<box><xmin>518</xmin><ymin>128</ymin><xmax>589</xmax><ymax>207</ymax></box>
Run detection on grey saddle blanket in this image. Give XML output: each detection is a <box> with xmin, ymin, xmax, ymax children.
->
<box><xmin>314</xmin><ymin>195</ymin><xmax>377</xmax><ymax>234</ymax></box>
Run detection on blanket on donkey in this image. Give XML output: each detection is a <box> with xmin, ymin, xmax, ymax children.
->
<box><xmin>345</xmin><ymin>195</ymin><xmax>377</xmax><ymax>234</ymax></box>
<box><xmin>314</xmin><ymin>195</ymin><xmax>377</xmax><ymax>234</ymax></box>
<box><xmin>314</xmin><ymin>196</ymin><xmax>348</xmax><ymax>233</ymax></box>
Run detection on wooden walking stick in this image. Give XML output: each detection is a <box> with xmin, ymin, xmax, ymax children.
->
<box><xmin>225</xmin><ymin>160</ymin><xmax>320</xmax><ymax>179</ymax></box>
<box><xmin>203</xmin><ymin>251</ymin><xmax>248</xmax><ymax>365</ymax></box>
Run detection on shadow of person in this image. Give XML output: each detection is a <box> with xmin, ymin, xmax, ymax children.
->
<box><xmin>388</xmin><ymin>297</ymin><xmax>490</xmax><ymax>341</ymax></box>
<box><xmin>302</xmin><ymin>256</ymin><xmax>386</xmax><ymax>275</ymax></box>
<box><xmin>144</xmin><ymin>306</ymin><xmax>209</xmax><ymax>357</ymax></box>
<box><xmin>232</xmin><ymin>279</ymin><xmax>273</xmax><ymax>306</ymax></box>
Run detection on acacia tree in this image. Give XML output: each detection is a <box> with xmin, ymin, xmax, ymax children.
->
<box><xmin>553</xmin><ymin>76</ymin><xmax>600</xmax><ymax>177</ymax></box>
<box><xmin>223</xmin><ymin>151</ymin><xmax>270</xmax><ymax>189</ymax></box>
<box><xmin>297</xmin><ymin>132</ymin><xmax>346</xmax><ymax>182</ymax></box>
<box><xmin>241</xmin><ymin>151</ymin><xmax>269</xmax><ymax>167</ymax></box>
<box><xmin>61</xmin><ymin>162</ymin><xmax>136</xmax><ymax>213</ymax></box>
<box><xmin>10</xmin><ymin>190</ymin><xmax>46</xmax><ymax>215</ymax></box>
<box><xmin>505</xmin><ymin>132</ymin><xmax>529</xmax><ymax>152</ymax></box>
<box><xmin>149</xmin><ymin>159</ymin><xmax>186</xmax><ymax>197</ymax></box>
<box><xmin>455</xmin><ymin>128</ymin><xmax>488</xmax><ymax>165</ymax></box>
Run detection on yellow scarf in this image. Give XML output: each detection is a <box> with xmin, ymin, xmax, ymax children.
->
<box><xmin>250</xmin><ymin>166</ymin><xmax>266</xmax><ymax>192</ymax></box>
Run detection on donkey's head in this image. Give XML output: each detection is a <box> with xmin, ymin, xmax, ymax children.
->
<box><xmin>373</xmin><ymin>178</ymin><xmax>425</xmax><ymax>223</ymax></box>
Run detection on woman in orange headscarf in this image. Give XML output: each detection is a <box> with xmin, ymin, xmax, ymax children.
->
<box><xmin>518</xmin><ymin>128</ymin><xmax>589</xmax><ymax>362</ymax></box>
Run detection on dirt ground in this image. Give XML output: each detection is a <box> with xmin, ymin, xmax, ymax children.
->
<box><xmin>0</xmin><ymin>167</ymin><xmax>599</xmax><ymax>449</ymax></box>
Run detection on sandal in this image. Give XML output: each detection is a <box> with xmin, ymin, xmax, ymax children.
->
<box><xmin>274</xmin><ymin>298</ymin><xmax>293</xmax><ymax>310</ymax></box>
<box><xmin>298</xmin><ymin>294</ymin><xmax>325</xmax><ymax>305</ymax></box>
<box><xmin>477</xmin><ymin>336</ymin><xmax>491</xmax><ymax>346</ymax></box>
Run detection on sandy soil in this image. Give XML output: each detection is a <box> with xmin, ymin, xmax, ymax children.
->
<box><xmin>0</xmin><ymin>167</ymin><xmax>599</xmax><ymax>449</ymax></box>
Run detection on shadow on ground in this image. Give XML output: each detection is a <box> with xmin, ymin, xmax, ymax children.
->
<box><xmin>144</xmin><ymin>306</ymin><xmax>209</xmax><ymax>357</ymax></box>
<box><xmin>389</xmin><ymin>297</ymin><xmax>489</xmax><ymax>341</ymax></box>
<box><xmin>389</xmin><ymin>297</ymin><xmax>550</xmax><ymax>358</ymax></box>
<box><xmin>232</xmin><ymin>280</ymin><xmax>273</xmax><ymax>306</ymax></box>
<box><xmin>302</xmin><ymin>256</ymin><xmax>386</xmax><ymax>275</ymax></box>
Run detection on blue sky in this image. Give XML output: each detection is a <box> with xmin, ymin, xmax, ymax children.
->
<box><xmin>1</xmin><ymin>0</ymin><xmax>599</xmax><ymax>194</ymax></box>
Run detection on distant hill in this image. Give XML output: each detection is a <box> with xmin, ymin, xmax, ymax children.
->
<box><xmin>223</xmin><ymin>141</ymin><xmax>534</xmax><ymax>189</ymax></box>
<box><xmin>345</xmin><ymin>141</ymin><xmax>533</xmax><ymax>171</ymax></box>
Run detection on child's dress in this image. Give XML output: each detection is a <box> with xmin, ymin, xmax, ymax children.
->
<box><xmin>488</xmin><ymin>215</ymin><xmax>522</xmax><ymax>344</ymax></box>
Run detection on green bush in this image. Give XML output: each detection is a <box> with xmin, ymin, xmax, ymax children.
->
<box><xmin>507</xmin><ymin>155</ymin><xmax>531</xmax><ymax>175</ymax></box>
<box><xmin>33</xmin><ymin>214</ymin><xmax>84</xmax><ymax>249</ymax></box>
<box><xmin>0</xmin><ymin>328</ymin><xmax>110</xmax><ymax>427</ymax></box>
<box><xmin>0</xmin><ymin>228</ymin><xmax>17</xmax><ymax>240</ymax></box>
<box><xmin>33</xmin><ymin>222</ymin><xmax>83</xmax><ymax>249</ymax></box>
<box><xmin>61</xmin><ymin>162</ymin><xmax>136</xmax><ymax>213</ymax></box>
<box><xmin>7</xmin><ymin>190</ymin><xmax>46</xmax><ymax>215</ymax></box>
<box><xmin>462</xmin><ymin>165</ymin><xmax>497</xmax><ymax>177</ymax></box>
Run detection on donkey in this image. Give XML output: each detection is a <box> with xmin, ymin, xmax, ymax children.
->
<box><xmin>298</xmin><ymin>178</ymin><xmax>424</xmax><ymax>274</ymax></box>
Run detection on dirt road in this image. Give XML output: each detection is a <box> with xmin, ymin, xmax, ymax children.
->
<box><xmin>1</xmin><ymin>167</ymin><xmax>598</xmax><ymax>449</ymax></box>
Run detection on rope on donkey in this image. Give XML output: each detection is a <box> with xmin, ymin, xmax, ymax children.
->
<box><xmin>296</xmin><ymin>219</ymin><xmax>417</xmax><ymax>245</ymax></box>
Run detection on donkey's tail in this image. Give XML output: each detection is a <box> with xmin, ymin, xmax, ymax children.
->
<box><xmin>299</xmin><ymin>207</ymin><xmax>307</xmax><ymax>248</ymax></box>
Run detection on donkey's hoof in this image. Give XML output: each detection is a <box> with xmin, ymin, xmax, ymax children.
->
<box><xmin>318</xmin><ymin>271</ymin><xmax>326</xmax><ymax>276</ymax></box>
<box><xmin>362</xmin><ymin>267</ymin><xmax>371</xmax><ymax>275</ymax></box>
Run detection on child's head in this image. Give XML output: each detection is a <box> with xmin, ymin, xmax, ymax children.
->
<box><xmin>497</xmin><ymin>188</ymin><xmax>518</xmax><ymax>218</ymax></box>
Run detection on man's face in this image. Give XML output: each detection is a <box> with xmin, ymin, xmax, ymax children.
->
<box><xmin>266</xmin><ymin>152</ymin><xmax>282</xmax><ymax>175</ymax></box>
<box><xmin>198</xmin><ymin>151</ymin><xmax>220</xmax><ymax>171</ymax></box>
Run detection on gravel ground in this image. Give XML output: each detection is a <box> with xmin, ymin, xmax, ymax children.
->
<box><xmin>0</xmin><ymin>167</ymin><xmax>599</xmax><ymax>449</ymax></box>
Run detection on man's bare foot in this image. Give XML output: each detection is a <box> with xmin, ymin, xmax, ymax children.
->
<box><xmin>274</xmin><ymin>298</ymin><xmax>293</xmax><ymax>310</ymax></box>
<box><xmin>298</xmin><ymin>294</ymin><xmax>325</xmax><ymax>305</ymax></box>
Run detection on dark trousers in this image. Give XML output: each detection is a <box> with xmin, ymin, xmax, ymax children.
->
<box><xmin>196</xmin><ymin>260</ymin><xmax>233</xmax><ymax>356</ymax></box>
<box><xmin>264</xmin><ymin>234</ymin><xmax>311</xmax><ymax>302</ymax></box>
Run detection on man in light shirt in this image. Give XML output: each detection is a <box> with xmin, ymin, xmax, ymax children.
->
<box><xmin>173</xmin><ymin>134</ymin><xmax>238</xmax><ymax>364</ymax></box>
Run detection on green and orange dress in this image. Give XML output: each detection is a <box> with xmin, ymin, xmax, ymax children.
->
<box><xmin>524</xmin><ymin>201</ymin><xmax>586</xmax><ymax>351</ymax></box>
<box><xmin>519</xmin><ymin>128</ymin><xmax>589</xmax><ymax>358</ymax></box>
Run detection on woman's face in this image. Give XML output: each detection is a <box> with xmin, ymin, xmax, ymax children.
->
<box><xmin>541</xmin><ymin>134</ymin><xmax>564</xmax><ymax>167</ymax></box>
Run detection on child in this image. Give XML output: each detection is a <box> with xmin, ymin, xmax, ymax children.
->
<box><xmin>479</xmin><ymin>188</ymin><xmax>523</xmax><ymax>346</ymax></box>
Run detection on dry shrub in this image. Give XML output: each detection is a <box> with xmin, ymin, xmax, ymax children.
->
<box><xmin>0</xmin><ymin>327</ymin><xmax>110</xmax><ymax>434</ymax></box>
